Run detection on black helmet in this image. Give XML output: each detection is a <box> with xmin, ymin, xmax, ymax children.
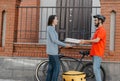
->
<box><xmin>93</xmin><ymin>15</ymin><xmax>106</xmax><ymax>22</ymax></box>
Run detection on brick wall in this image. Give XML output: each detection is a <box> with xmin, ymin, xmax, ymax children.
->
<box><xmin>101</xmin><ymin>0</ymin><xmax>120</xmax><ymax>61</ymax></box>
<box><xmin>0</xmin><ymin>0</ymin><xmax>21</xmax><ymax>56</ymax></box>
<box><xmin>20</xmin><ymin>0</ymin><xmax>39</xmax><ymax>6</ymax></box>
<box><xmin>0</xmin><ymin>0</ymin><xmax>120</xmax><ymax>61</ymax></box>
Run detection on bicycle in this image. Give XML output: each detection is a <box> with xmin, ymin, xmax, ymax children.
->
<box><xmin>35</xmin><ymin>47</ymin><xmax>106</xmax><ymax>81</ymax></box>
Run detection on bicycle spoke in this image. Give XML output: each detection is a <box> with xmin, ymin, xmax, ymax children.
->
<box><xmin>36</xmin><ymin>61</ymin><xmax>48</xmax><ymax>81</ymax></box>
<box><xmin>36</xmin><ymin>60</ymin><xmax>68</xmax><ymax>81</ymax></box>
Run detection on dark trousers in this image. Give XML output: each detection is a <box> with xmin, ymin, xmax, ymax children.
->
<box><xmin>46</xmin><ymin>55</ymin><xmax>60</xmax><ymax>81</ymax></box>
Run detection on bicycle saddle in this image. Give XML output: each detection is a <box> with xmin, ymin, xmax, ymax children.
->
<box><xmin>79</xmin><ymin>50</ymin><xmax>90</xmax><ymax>56</ymax></box>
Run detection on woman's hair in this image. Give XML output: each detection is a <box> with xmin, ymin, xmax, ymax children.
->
<box><xmin>47</xmin><ymin>15</ymin><xmax>56</xmax><ymax>26</ymax></box>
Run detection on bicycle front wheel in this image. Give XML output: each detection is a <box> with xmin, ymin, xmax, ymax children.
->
<box><xmin>35</xmin><ymin>60</ymin><xmax>68</xmax><ymax>81</ymax></box>
<box><xmin>81</xmin><ymin>62</ymin><xmax>106</xmax><ymax>81</ymax></box>
<box><xmin>35</xmin><ymin>61</ymin><xmax>48</xmax><ymax>81</ymax></box>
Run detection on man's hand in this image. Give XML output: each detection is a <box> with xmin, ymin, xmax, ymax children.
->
<box><xmin>79</xmin><ymin>40</ymin><xmax>91</xmax><ymax>44</ymax></box>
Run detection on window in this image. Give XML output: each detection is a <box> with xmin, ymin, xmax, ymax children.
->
<box><xmin>56</xmin><ymin>0</ymin><xmax>93</xmax><ymax>40</ymax></box>
<box><xmin>38</xmin><ymin>0</ymin><xmax>101</xmax><ymax>45</ymax></box>
<box><xmin>91</xmin><ymin>0</ymin><xmax>101</xmax><ymax>37</ymax></box>
<box><xmin>39</xmin><ymin>0</ymin><xmax>57</xmax><ymax>44</ymax></box>
<box><xmin>56</xmin><ymin>0</ymin><xmax>101</xmax><ymax>40</ymax></box>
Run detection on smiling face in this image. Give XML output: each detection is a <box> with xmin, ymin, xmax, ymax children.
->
<box><xmin>94</xmin><ymin>18</ymin><xmax>99</xmax><ymax>27</ymax></box>
<box><xmin>94</xmin><ymin>17</ymin><xmax>103</xmax><ymax>27</ymax></box>
<box><xmin>52</xmin><ymin>16</ymin><xmax>58</xmax><ymax>26</ymax></box>
<box><xmin>94</xmin><ymin>18</ymin><xmax>103</xmax><ymax>27</ymax></box>
<box><xmin>48</xmin><ymin>15</ymin><xmax>58</xmax><ymax>26</ymax></box>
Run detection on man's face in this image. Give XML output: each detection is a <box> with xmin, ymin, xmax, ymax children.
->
<box><xmin>94</xmin><ymin>18</ymin><xmax>99</xmax><ymax>27</ymax></box>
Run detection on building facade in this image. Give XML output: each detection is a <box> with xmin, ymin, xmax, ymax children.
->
<box><xmin>0</xmin><ymin>0</ymin><xmax>120</xmax><ymax>61</ymax></box>
<box><xmin>0</xmin><ymin>0</ymin><xmax>120</xmax><ymax>80</ymax></box>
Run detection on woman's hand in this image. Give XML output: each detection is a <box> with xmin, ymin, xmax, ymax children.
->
<box><xmin>65</xmin><ymin>44</ymin><xmax>72</xmax><ymax>48</ymax></box>
<box><xmin>80</xmin><ymin>40</ymin><xmax>85</xmax><ymax>44</ymax></box>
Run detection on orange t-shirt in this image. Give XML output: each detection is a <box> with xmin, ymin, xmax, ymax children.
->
<box><xmin>90</xmin><ymin>26</ymin><xmax>106</xmax><ymax>58</ymax></box>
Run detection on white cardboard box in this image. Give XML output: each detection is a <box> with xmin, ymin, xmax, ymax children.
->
<box><xmin>65</xmin><ymin>38</ymin><xmax>81</xmax><ymax>44</ymax></box>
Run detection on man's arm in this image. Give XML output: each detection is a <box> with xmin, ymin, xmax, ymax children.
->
<box><xmin>80</xmin><ymin>37</ymin><xmax>100</xmax><ymax>44</ymax></box>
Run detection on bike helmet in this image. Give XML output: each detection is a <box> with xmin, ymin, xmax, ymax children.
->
<box><xmin>93</xmin><ymin>14</ymin><xmax>106</xmax><ymax>22</ymax></box>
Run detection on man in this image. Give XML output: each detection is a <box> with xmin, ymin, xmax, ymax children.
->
<box><xmin>80</xmin><ymin>15</ymin><xmax>106</xmax><ymax>81</ymax></box>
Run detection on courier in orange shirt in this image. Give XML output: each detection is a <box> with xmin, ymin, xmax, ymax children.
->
<box><xmin>80</xmin><ymin>15</ymin><xmax>106</xmax><ymax>81</ymax></box>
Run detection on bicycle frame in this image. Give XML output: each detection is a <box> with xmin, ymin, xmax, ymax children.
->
<box><xmin>59</xmin><ymin>52</ymin><xmax>87</xmax><ymax>72</ymax></box>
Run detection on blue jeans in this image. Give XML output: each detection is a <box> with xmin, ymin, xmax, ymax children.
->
<box><xmin>46</xmin><ymin>55</ymin><xmax>60</xmax><ymax>81</ymax></box>
<box><xmin>92</xmin><ymin>56</ymin><xmax>102</xmax><ymax>81</ymax></box>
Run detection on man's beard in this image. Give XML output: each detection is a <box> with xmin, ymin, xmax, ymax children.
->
<box><xmin>95</xmin><ymin>23</ymin><xmax>99</xmax><ymax>28</ymax></box>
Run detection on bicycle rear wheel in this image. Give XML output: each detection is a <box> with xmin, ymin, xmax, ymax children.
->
<box><xmin>81</xmin><ymin>62</ymin><xmax>106</xmax><ymax>81</ymax></box>
<box><xmin>35</xmin><ymin>60</ymin><xmax>68</xmax><ymax>81</ymax></box>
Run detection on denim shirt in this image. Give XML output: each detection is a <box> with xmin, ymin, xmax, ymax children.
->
<box><xmin>46</xmin><ymin>26</ymin><xmax>66</xmax><ymax>55</ymax></box>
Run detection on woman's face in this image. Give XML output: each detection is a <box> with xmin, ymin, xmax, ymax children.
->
<box><xmin>52</xmin><ymin>16</ymin><xmax>58</xmax><ymax>26</ymax></box>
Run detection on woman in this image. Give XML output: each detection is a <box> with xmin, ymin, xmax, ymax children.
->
<box><xmin>46</xmin><ymin>15</ymin><xmax>71</xmax><ymax>81</ymax></box>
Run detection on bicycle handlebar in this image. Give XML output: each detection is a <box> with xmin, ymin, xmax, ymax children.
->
<box><xmin>79</xmin><ymin>50</ymin><xmax>90</xmax><ymax>56</ymax></box>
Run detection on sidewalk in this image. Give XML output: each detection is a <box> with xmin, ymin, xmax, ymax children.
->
<box><xmin>0</xmin><ymin>79</ymin><xmax>22</xmax><ymax>81</ymax></box>
<box><xmin>0</xmin><ymin>57</ymin><xmax>44</xmax><ymax>81</ymax></box>
<box><xmin>0</xmin><ymin>57</ymin><xmax>120</xmax><ymax>81</ymax></box>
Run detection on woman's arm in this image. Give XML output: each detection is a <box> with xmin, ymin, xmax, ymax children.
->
<box><xmin>48</xmin><ymin>28</ymin><xmax>66</xmax><ymax>47</ymax></box>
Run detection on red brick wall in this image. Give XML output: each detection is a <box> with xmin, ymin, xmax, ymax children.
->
<box><xmin>101</xmin><ymin>0</ymin><xmax>120</xmax><ymax>61</ymax></box>
<box><xmin>0</xmin><ymin>0</ymin><xmax>21</xmax><ymax>56</ymax></box>
<box><xmin>20</xmin><ymin>0</ymin><xmax>39</xmax><ymax>6</ymax></box>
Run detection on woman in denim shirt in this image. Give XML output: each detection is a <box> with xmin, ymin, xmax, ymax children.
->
<box><xmin>46</xmin><ymin>15</ymin><xmax>71</xmax><ymax>81</ymax></box>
